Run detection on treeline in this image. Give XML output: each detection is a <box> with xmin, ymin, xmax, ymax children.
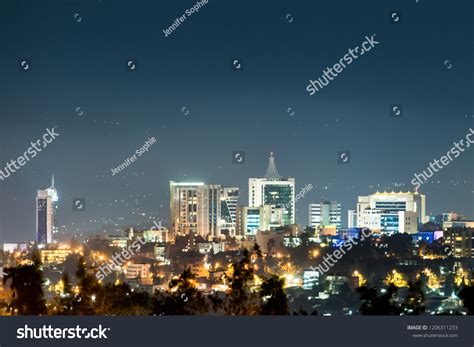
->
<box><xmin>1</xmin><ymin>246</ymin><xmax>473</xmax><ymax>316</ymax></box>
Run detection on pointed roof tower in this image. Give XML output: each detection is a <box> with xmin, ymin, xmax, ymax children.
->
<box><xmin>265</xmin><ymin>152</ymin><xmax>282</xmax><ymax>180</ymax></box>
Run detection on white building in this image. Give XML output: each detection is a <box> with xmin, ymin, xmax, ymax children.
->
<box><xmin>249</xmin><ymin>153</ymin><xmax>295</xmax><ymax>226</ymax></box>
<box><xmin>348</xmin><ymin>210</ymin><xmax>357</xmax><ymax>228</ymax></box>
<box><xmin>354</xmin><ymin>191</ymin><xmax>425</xmax><ymax>235</ymax></box>
<box><xmin>36</xmin><ymin>175</ymin><xmax>58</xmax><ymax>244</ymax></box>
<box><xmin>309</xmin><ymin>201</ymin><xmax>341</xmax><ymax>230</ymax></box>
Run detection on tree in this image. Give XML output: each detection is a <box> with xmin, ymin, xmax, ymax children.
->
<box><xmin>458</xmin><ymin>285</ymin><xmax>474</xmax><ymax>315</ymax></box>
<box><xmin>224</xmin><ymin>248</ymin><xmax>260</xmax><ymax>315</ymax></box>
<box><xmin>3</xmin><ymin>249</ymin><xmax>46</xmax><ymax>315</ymax></box>
<box><xmin>402</xmin><ymin>281</ymin><xmax>425</xmax><ymax>315</ymax></box>
<box><xmin>266</xmin><ymin>239</ymin><xmax>276</xmax><ymax>257</ymax></box>
<box><xmin>384</xmin><ymin>233</ymin><xmax>414</xmax><ymax>259</ymax></box>
<box><xmin>72</xmin><ymin>256</ymin><xmax>100</xmax><ymax>315</ymax></box>
<box><xmin>52</xmin><ymin>272</ymin><xmax>75</xmax><ymax>315</ymax></box>
<box><xmin>259</xmin><ymin>275</ymin><xmax>289</xmax><ymax>315</ymax></box>
<box><xmin>97</xmin><ymin>282</ymin><xmax>152</xmax><ymax>315</ymax></box>
<box><xmin>158</xmin><ymin>268</ymin><xmax>209</xmax><ymax>315</ymax></box>
<box><xmin>357</xmin><ymin>285</ymin><xmax>401</xmax><ymax>315</ymax></box>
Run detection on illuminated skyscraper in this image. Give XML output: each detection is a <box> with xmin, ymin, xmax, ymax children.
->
<box><xmin>36</xmin><ymin>175</ymin><xmax>58</xmax><ymax>244</ymax></box>
<box><xmin>249</xmin><ymin>153</ymin><xmax>295</xmax><ymax>225</ymax></box>
<box><xmin>170</xmin><ymin>181</ymin><xmax>239</xmax><ymax>239</ymax></box>
<box><xmin>170</xmin><ymin>182</ymin><xmax>204</xmax><ymax>237</ymax></box>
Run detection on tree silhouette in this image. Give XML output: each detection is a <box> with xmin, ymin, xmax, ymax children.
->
<box><xmin>357</xmin><ymin>285</ymin><xmax>401</xmax><ymax>315</ymax></box>
<box><xmin>157</xmin><ymin>268</ymin><xmax>209</xmax><ymax>315</ymax></box>
<box><xmin>458</xmin><ymin>285</ymin><xmax>474</xmax><ymax>315</ymax></box>
<box><xmin>224</xmin><ymin>247</ymin><xmax>260</xmax><ymax>315</ymax></box>
<box><xmin>383</xmin><ymin>233</ymin><xmax>413</xmax><ymax>259</ymax></box>
<box><xmin>402</xmin><ymin>281</ymin><xmax>425</xmax><ymax>315</ymax></box>
<box><xmin>72</xmin><ymin>256</ymin><xmax>100</xmax><ymax>315</ymax></box>
<box><xmin>259</xmin><ymin>275</ymin><xmax>289</xmax><ymax>315</ymax></box>
<box><xmin>51</xmin><ymin>272</ymin><xmax>74</xmax><ymax>315</ymax></box>
<box><xmin>3</xmin><ymin>249</ymin><xmax>46</xmax><ymax>315</ymax></box>
<box><xmin>97</xmin><ymin>282</ymin><xmax>152</xmax><ymax>315</ymax></box>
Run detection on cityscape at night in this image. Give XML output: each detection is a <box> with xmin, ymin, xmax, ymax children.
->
<box><xmin>0</xmin><ymin>151</ymin><xmax>473</xmax><ymax>316</ymax></box>
<box><xmin>0</xmin><ymin>0</ymin><xmax>473</xmax><ymax>346</ymax></box>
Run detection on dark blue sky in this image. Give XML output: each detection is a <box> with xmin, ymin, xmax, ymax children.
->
<box><xmin>0</xmin><ymin>0</ymin><xmax>473</xmax><ymax>242</ymax></box>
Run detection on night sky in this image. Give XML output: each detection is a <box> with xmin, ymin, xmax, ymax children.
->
<box><xmin>0</xmin><ymin>0</ymin><xmax>472</xmax><ymax>243</ymax></box>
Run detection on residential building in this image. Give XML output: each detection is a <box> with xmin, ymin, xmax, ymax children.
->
<box><xmin>445</xmin><ymin>227</ymin><xmax>474</xmax><ymax>258</ymax></box>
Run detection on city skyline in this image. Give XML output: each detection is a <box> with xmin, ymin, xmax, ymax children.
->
<box><xmin>0</xmin><ymin>151</ymin><xmax>471</xmax><ymax>244</ymax></box>
<box><xmin>1</xmin><ymin>0</ymin><xmax>473</xmax><ymax>243</ymax></box>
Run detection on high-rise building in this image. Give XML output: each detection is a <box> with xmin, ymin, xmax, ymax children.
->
<box><xmin>170</xmin><ymin>181</ymin><xmax>239</xmax><ymax>239</ymax></box>
<box><xmin>353</xmin><ymin>191</ymin><xmax>425</xmax><ymax>235</ymax></box>
<box><xmin>309</xmin><ymin>201</ymin><xmax>341</xmax><ymax>230</ymax></box>
<box><xmin>249</xmin><ymin>153</ymin><xmax>295</xmax><ymax>226</ymax></box>
<box><xmin>36</xmin><ymin>175</ymin><xmax>58</xmax><ymax>244</ymax></box>
<box><xmin>196</xmin><ymin>184</ymin><xmax>221</xmax><ymax>238</ymax></box>
<box><xmin>170</xmin><ymin>181</ymin><xmax>203</xmax><ymax>237</ymax></box>
<box><xmin>219</xmin><ymin>187</ymin><xmax>239</xmax><ymax>236</ymax></box>
<box><xmin>235</xmin><ymin>205</ymin><xmax>272</xmax><ymax>237</ymax></box>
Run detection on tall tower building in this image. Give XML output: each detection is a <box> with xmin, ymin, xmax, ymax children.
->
<box><xmin>196</xmin><ymin>184</ymin><xmax>221</xmax><ymax>238</ymax></box>
<box><xmin>36</xmin><ymin>175</ymin><xmax>58</xmax><ymax>244</ymax></box>
<box><xmin>309</xmin><ymin>201</ymin><xmax>341</xmax><ymax>229</ymax></box>
<box><xmin>170</xmin><ymin>182</ymin><xmax>204</xmax><ymax>237</ymax></box>
<box><xmin>170</xmin><ymin>181</ymin><xmax>239</xmax><ymax>239</ymax></box>
<box><xmin>249</xmin><ymin>153</ymin><xmax>295</xmax><ymax>226</ymax></box>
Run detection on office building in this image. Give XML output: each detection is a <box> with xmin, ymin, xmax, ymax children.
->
<box><xmin>196</xmin><ymin>184</ymin><xmax>221</xmax><ymax>238</ymax></box>
<box><xmin>170</xmin><ymin>182</ymin><xmax>203</xmax><ymax>236</ymax></box>
<box><xmin>219</xmin><ymin>187</ymin><xmax>239</xmax><ymax>236</ymax></box>
<box><xmin>170</xmin><ymin>181</ymin><xmax>239</xmax><ymax>239</ymax></box>
<box><xmin>309</xmin><ymin>201</ymin><xmax>341</xmax><ymax>230</ymax></box>
<box><xmin>236</xmin><ymin>205</ymin><xmax>272</xmax><ymax>237</ymax></box>
<box><xmin>348</xmin><ymin>210</ymin><xmax>357</xmax><ymax>228</ymax></box>
<box><xmin>353</xmin><ymin>191</ymin><xmax>425</xmax><ymax>235</ymax></box>
<box><xmin>249</xmin><ymin>153</ymin><xmax>295</xmax><ymax>226</ymax></box>
<box><xmin>36</xmin><ymin>175</ymin><xmax>58</xmax><ymax>244</ymax></box>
